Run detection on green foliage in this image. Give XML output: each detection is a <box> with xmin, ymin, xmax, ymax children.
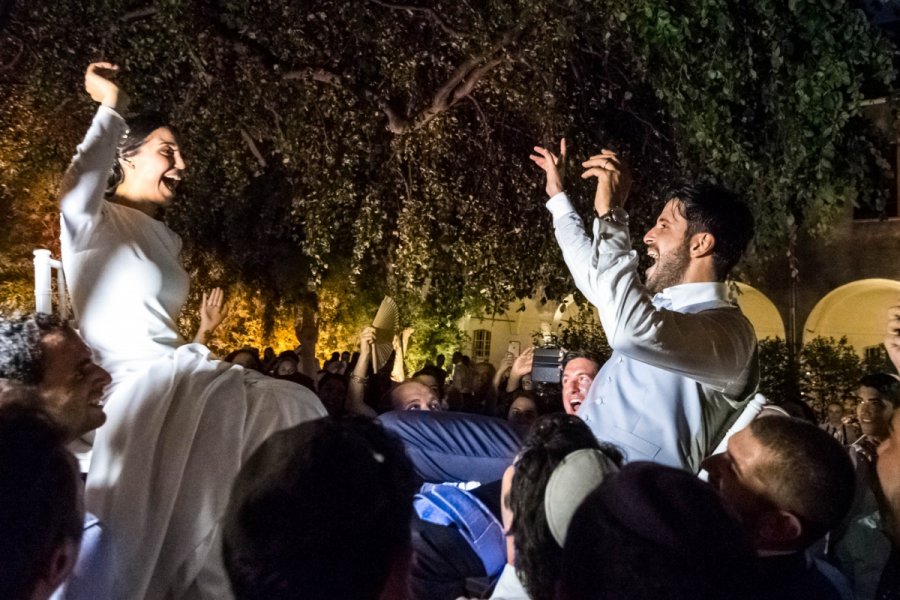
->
<box><xmin>0</xmin><ymin>0</ymin><xmax>894</xmax><ymax>345</ymax></box>
<box><xmin>757</xmin><ymin>336</ymin><xmax>800</xmax><ymax>403</ymax></box>
<box><xmin>608</xmin><ymin>0</ymin><xmax>895</xmax><ymax>247</ymax></box>
<box><xmin>800</xmin><ymin>335</ymin><xmax>863</xmax><ymax>418</ymax></box>
<box><xmin>531</xmin><ymin>304</ymin><xmax>612</xmax><ymax>363</ymax></box>
<box><xmin>862</xmin><ymin>345</ymin><xmax>897</xmax><ymax>375</ymax></box>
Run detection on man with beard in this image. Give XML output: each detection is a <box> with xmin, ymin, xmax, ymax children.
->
<box><xmin>530</xmin><ymin>140</ymin><xmax>757</xmax><ymax>471</ymax></box>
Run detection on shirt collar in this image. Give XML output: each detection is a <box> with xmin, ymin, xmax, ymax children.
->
<box><xmin>652</xmin><ymin>282</ymin><xmax>731</xmax><ymax>312</ymax></box>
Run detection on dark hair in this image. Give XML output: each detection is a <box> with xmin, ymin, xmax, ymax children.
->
<box><xmin>105</xmin><ymin>113</ymin><xmax>176</xmax><ymax>197</ymax></box>
<box><xmin>668</xmin><ymin>183</ymin><xmax>754</xmax><ymax>280</ymax></box>
<box><xmin>0</xmin><ymin>400</ymin><xmax>82</xmax><ymax>599</ymax></box>
<box><xmin>224</xmin><ymin>348</ymin><xmax>262</xmax><ymax>371</ymax></box>
<box><xmin>749</xmin><ymin>416</ymin><xmax>855</xmax><ymax>544</ymax></box>
<box><xmin>0</xmin><ymin>313</ymin><xmax>65</xmax><ymax>385</ymax></box>
<box><xmin>778</xmin><ymin>397</ymin><xmax>818</xmax><ymax>424</ymax></box>
<box><xmin>561</xmin><ymin>349</ymin><xmax>604</xmax><ymax>371</ymax></box>
<box><xmin>316</xmin><ymin>372</ymin><xmax>349</xmax><ymax>416</ymax></box>
<box><xmin>223</xmin><ymin>416</ymin><xmax>418</xmax><ymax>600</ymax></box>
<box><xmin>413</xmin><ymin>364</ymin><xmax>447</xmax><ymax>392</ymax></box>
<box><xmin>268</xmin><ymin>350</ymin><xmax>300</xmax><ymax>375</ymax></box>
<box><xmin>859</xmin><ymin>373</ymin><xmax>900</xmax><ymax>408</ymax></box>
<box><xmin>508</xmin><ymin>414</ymin><xmax>617</xmax><ymax>600</ymax></box>
<box><xmin>559</xmin><ymin>463</ymin><xmax>760</xmax><ymax>600</ymax></box>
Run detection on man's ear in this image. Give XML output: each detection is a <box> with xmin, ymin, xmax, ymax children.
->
<box><xmin>757</xmin><ymin>510</ymin><xmax>803</xmax><ymax>546</ymax></box>
<box><xmin>36</xmin><ymin>537</ymin><xmax>79</xmax><ymax>596</ymax></box>
<box><xmin>689</xmin><ymin>232</ymin><xmax>716</xmax><ymax>258</ymax></box>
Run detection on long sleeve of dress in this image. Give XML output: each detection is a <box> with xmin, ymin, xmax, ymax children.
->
<box><xmin>60</xmin><ymin>106</ymin><xmax>126</xmax><ymax>239</ymax></box>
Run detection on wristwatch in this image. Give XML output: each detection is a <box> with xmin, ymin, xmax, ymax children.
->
<box><xmin>598</xmin><ymin>206</ymin><xmax>629</xmax><ymax>226</ymax></box>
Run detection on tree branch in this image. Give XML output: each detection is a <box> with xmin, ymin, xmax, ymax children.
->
<box><xmin>367</xmin><ymin>0</ymin><xmax>464</xmax><ymax>38</ymax></box>
<box><xmin>120</xmin><ymin>7</ymin><xmax>157</xmax><ymax>22</ymax></box>
<box><xmin>284</xmin><ymin>67</ymin><xmax>410</xmax><ymax>133</ymax></box>
<box><xmin>240</xmin><ymin>129</ymin><xmax>268</xmax><ymax>168</ymax></box>
<box><xmin>466</xmin><ymin>95</ymin><xmax>490</xmax><ymax>137</ymax></box>
<box><xmin>200</xmin><ymin>0</ymin><xmax>522</xmax><ymax>135</ymax></box>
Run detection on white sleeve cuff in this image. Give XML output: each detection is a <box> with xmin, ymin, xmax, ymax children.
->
<box><xmin>545</xmin><ymin>192</ymin><xmax>575</xmax><ymax>221</ymax></box>
<box><xmin>99</xmin><ymin>104</ymin><xmax>124</xmax><ymax>121</ymax></box>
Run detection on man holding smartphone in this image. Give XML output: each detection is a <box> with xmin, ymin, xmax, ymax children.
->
<box><xmin>530</xmin><ymin>140</ymin><xmax>758</xmax><ymax>472</ymax></box>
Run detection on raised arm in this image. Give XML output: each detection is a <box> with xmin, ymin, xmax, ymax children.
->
<box><xmin>536</xmin><ymin>143</ymin><xmax>753</xmax><ymax>394</ymax></box>
<box><xmin>60</xmin><ymin>63</ymin><xmax>130</xmax><ymax>235</ymax></box>
<box><xmin>346</xmin><ymin>326</ymin><xmax>378</xmax><ymax>418</ymax></box>
<box><xmin>531</xmin><ymin>142</ymin><xmax>633</xmax><ymax>308</ymax></box>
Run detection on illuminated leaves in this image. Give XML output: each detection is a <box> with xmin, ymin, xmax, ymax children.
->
<box><xmin>0</xmin><ymin>0</ymin><xmax>894</xmax><ymax>354</ymax></box>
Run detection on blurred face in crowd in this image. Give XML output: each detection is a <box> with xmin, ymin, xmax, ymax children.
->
<box><xmin>561</xmin><ymin>358</ymin><xmax>599</xmax><ymax>415</ymax></box>
<box><xmin>643</xmin><ymin>199</ymin><xmax>692</xmax><ymax>294</ymax></box>
<box><xmin>507</xmin><ymin>395</ymin><xmax>538</xmax><ymax>427</ymax></box>
<box><xmin>826</xmin><ymin>402</ymin><xmax>844</xmax><ymax>426</ymax></box>
<box><xmin>474</xmin><ymin>363</ymin><xmax>492</xmax><ymax>390</ymax></box>
<box><xmin>877</xmin><ymin>410</ymin><xmax>900</xmax><ymax>521</ymax></box>
<box><xmin>231</xmin><ymin>351</ymin><xmax>258</xmax><ymax>369</ymax></box>
<box><xmin>317</xmin><ymin>378</ymin><xmax>347</xmax><ymax>417</ymax></box>
<box><xmin>520</xmin><ymin>373</ymin><xmax>534</xmax><ymax>391</ymax></box>
<box><xmin>276</xmin><ymin>358</ymin><xmax>298</xmax><ymax>377</ymax></box>
<box><xmin>39</xmin><ymin>326</ymin><xmax>111</xmax><ymax>440</ymax></box>
<box><xmin>857</xmin><ymin>386</ymin><xmax>893</xmax><ymax>439</ymax></box>
<box><xmin>391</xmin><ymin>381</ymin><xmax>441</xmax><ymax>412</ymax></box>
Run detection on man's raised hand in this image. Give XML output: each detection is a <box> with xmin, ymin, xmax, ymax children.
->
<box><xmin>529</xmin><ymin>139</ymin><xmax>566</xmax><ymax>198</ymax></box>
<box><xmin>581</xmin><ymin>149</ymin><xmax>631</xmax><ymax>216</ymax></box>
<box><xmin>885</xmin><ymin>301</ymin><xmax>900</xmax><ymax>373</ymax></box>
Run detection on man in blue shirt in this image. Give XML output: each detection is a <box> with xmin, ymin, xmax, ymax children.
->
<box><xmin>530</xmin><ymin>140</ymin><xmax>758</xmax><ymax>471</ymax></box>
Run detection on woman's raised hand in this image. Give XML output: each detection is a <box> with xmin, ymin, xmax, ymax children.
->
<box><xmin>194</xmin><ymin>287</ymin><xmax>229</xmax><ymax>345</ymax></box>
<box><xmin>358</xmin><ymin>326</ymin><xmax>376</xmax><ymax>359</ymax></box>
<box><xmin>84</xmin><ymin>62</ymin><xmax>129</xmax><ymax>114</ymax></box>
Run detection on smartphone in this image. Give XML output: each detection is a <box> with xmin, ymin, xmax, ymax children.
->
<box><xmin>507</xmin><ymin>341</ymin><xmax>521</xmax><ymax>357</ymax></box>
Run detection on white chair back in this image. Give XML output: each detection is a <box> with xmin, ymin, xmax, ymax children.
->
<box><xmin>33</xmin><ymin>249</ymin><xmax>68</xmax><ymax>319</ymax></box>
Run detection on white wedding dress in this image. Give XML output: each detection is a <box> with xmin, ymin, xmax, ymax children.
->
<box><xmin>60</xmin><ymin>105</ymin><xmax>326</xmax><ymax>599</ymax></box>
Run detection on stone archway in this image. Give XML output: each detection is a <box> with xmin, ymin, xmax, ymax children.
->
<box><xmin>733</xmin><ymin>283</ymin><xmax>786</xmax><ymax>340</ymax></box>
<box><xmin>803</xmin><ymin>278</ymin><xmax>900</xmax><ymax>353</ymax></box>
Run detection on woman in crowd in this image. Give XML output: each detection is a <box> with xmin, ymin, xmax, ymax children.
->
<box><xmin>60</xmin><ymin>62</ymin><xmax>325</xmax><ymax>599</ymax></box>
<box><xmin>223</xmin><ymin>347</ymin><xmax>263</xmax><ymax>371</ymax></box>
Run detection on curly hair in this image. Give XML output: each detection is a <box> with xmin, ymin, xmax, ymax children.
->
<box><xmin>508</xmin><ymin>414</ymin><xmax>621</xmax><ymax>600</ymax></box>
<box><xmin>0</xmin><ymin>313</ymin><xmax>65</xmax><ymax>385</ymax></box>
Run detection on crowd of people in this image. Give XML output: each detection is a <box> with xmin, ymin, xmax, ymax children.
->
<box><xmin>2</xmin><ymin>61</ymin><xmax>900</xmax><ymax>600</ymax></box>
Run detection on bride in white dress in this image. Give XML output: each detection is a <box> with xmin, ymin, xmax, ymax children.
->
<box><xmin>59</xmin><ymin>62</ymin><xmax>326</xmax><ymax>599</ymax></box>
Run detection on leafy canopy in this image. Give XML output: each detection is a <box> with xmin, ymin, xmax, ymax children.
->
<box><xmin>0</xmin><ymin>0</ymin><xmax>893</xmax><ymax>354</ymax></box>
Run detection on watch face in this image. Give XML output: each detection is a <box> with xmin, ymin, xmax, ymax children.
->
<box><xmin>610</xmin><ymin>208</ymin><xmax>629</xmax><ymax>224</ymax></box>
